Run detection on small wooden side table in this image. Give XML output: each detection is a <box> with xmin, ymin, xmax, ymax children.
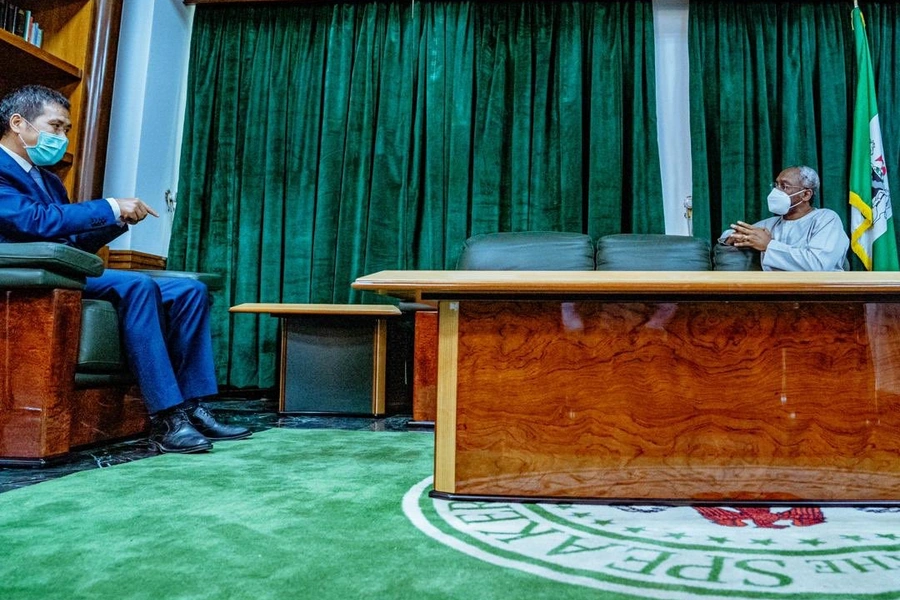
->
<box><xmin>230</xmin><ymin>304</ymin><xmax>401</xmax><ymax>415</ymax></box>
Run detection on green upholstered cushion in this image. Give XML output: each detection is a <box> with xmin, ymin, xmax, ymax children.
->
<box><xmin>77</xmin><ymin>299</ymin><xmax>129</xmax><ymax>374</ymax></box>
<box><xmin>0</xmin><ymin>242</ymin><xmax>103</xmax><ymax>278</ymax></box>
<box><xmin>0</xmin><ymin>268</ymin><xmax>87</xmax><ymax>289</ymax></box>
<box><xmin>456</xmin><ymin>232</ymin><xmax>595</xmax><ymax>270</ymax></box>
<box><xmin>595</xmin><ymin>234</ymin><xmax>712</xmax><ymax>271</ymax></box>
<box><xmin>712</xmin><ymin>243</ymin><xmax>762</xmax><ymax>271</ymax></box>
<box><xmin>133</xmin><ymin>269</ymin><xmax>224</xmax><ymax>291</ymax></box>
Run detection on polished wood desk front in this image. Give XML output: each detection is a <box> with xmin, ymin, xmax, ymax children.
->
<box><xmin>353</xmin><ymin>271</ymin><xmax>900</xmax><ymax>504</ymax></box>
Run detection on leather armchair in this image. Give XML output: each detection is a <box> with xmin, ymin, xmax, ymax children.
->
<box><xmin>0</xmin><ymin>242</ymin><xmax>220</xmax><ymax>465</ymax></box>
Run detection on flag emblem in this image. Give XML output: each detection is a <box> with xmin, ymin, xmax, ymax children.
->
<box><xmin>849</xmin><ymin>4</ymin><xmax>898</xmax><ymax>271</ymax></box>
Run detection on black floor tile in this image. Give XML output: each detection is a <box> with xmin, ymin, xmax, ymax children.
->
<box><xmin>0</xmin><ymin>395</ymin><xmax>423</xmax><ymax>494</ymax></box>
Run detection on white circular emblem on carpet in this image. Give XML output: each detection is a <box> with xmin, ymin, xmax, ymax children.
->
<box><xmin>403</xmin><ymin>477</ymin><xmax>900</xmax><ymax>599</ymax></box>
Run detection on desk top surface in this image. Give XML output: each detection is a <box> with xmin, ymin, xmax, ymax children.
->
<box><xmin>352</xmin><ymin>270</ymin><xmax>900</xmax><ymax>301</ymax></box>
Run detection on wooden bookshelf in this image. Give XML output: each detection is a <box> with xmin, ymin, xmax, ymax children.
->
<box><xmin>0</xmin><ymin>28</ymin><xmax>80</xmax><ymax>84</ymax></box>
<box><xmin>0</xmin><ymin>0</ymin><xmax>121</xmax><ymax>201</ymax></box>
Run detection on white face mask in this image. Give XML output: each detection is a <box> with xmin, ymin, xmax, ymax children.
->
<box><xmin>767</xmin><ymin>187</ymin><xmax>805</xmax><ymax>215</ymax></box>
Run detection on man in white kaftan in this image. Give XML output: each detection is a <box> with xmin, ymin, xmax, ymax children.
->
<box><xmin>719</xmin><ymin>165</ymin><xmax>850</xmax><ymax>271</ymax></box>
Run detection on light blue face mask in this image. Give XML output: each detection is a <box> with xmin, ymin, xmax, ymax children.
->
<box><xmin>20</xmin><ymin>119</ymin><xmax>68</xmax><ymax>166</ymax></box>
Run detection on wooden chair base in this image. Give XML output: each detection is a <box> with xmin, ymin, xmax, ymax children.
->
<box><xmin>0</xmin><ymin>288</ymin><xmax>148</xmax><ymax>466</ymax></box>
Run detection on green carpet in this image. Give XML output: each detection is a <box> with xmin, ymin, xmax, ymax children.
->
<box><xmin>1</xmin><ymin>429</ymin><xmax>899</xmax><ymax>600</ymax></box>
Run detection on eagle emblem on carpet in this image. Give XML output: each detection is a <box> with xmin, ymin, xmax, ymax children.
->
<box><xmin>694</xmin><ymin>506</ymin><xmax>825</xmax><ymax>528</ymax></box>
<box><xmin>404</xmin><ymin>477</ymin><xmax>900</xmax><ymax>599</ymax></box>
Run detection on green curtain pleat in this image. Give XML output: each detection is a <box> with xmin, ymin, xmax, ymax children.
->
<box><xmin>169</xmin><ymin>1</ymin><xmax>662</xmax><ymax>388</ymax></box>
<box><xmin>689</xmin><ymin>1</ymin><xmax>898</xmax><ymax>250</ymax></box>
<box><xmin>411</xmin><ymin>2</ymin><xmax>663</xmax><ymax>263</ymax></box>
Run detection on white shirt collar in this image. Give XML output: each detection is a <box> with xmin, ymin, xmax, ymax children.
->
<box><xmin>0</xmin><ymin>141</ymin><xmax>34</xmax><ymax>173</ymax></box>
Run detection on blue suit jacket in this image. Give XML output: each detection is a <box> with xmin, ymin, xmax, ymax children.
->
<box><xmin>0</xmin><ymin>148</ymin><xmax>126</xmax><ymax>253</ymax></box>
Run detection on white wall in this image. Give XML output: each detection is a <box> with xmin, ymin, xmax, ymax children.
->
<box><xmin>653</xmin><ymin>0</ymin><xmax>693</xmax><ymax>236</ymax></box>
<box><xmin>103</xmin><ymin>0</ymin><xmax>194</xmax><ymax>257</ymax></box>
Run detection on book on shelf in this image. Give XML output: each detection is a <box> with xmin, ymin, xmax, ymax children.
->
<box><xmin>30</xmin><ymin>21</ymin><xmax>41</xmax><ymax>47</ymax></box>
<box><xmin>12</xmin><ymin>6</ymin><xmax>24</xmax><ymax>37</ymax></box>
<box><xmin>3</xmin><ymin>2</ymin><xmax>16</xmax><ymax>35</ymax></box>
<box><xmin>0</xmin><ymin>3</ymin><xmax>43</xmax><ymax>48</ymax></box>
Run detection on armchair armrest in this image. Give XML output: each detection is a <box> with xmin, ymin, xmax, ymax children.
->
<box><xmin>0</xmin><ymin>242</ymin><xmax>104</xmax><ymax>289</ymax></box>
<box><xmin>712</xmin><ymin>243</ymin><xmax>761</xmax><ymax>271</ymax></box>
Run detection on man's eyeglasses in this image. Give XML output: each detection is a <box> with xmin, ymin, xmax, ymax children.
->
<box><xmin>771</xmin><ymin>182</ymin><xmax>807</xmax><ymax>193</ymax></box>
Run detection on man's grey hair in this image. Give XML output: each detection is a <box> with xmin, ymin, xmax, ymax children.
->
<box><xmin>792</xmin><ymin>165</ymin><xmax>821</xmax><ymax>200</ymax></box>
<box><xmin>0</xmin><ymin>85</ymin><xmax>70</xmax><ymax>137</ymax></box>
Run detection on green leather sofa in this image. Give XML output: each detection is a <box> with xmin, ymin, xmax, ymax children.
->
<box><xmin>456</xmin><ymin>231</ymin><xmax>596</xmax><ymax>270</ymax></box>
<box><xmin>455</xmin><ymin>231</ymin><xmax>717</xmax><ymax>271</ymax></box>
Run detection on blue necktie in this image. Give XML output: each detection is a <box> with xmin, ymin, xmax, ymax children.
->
<box><xmin>29</xmin><ymin>167</ymin><xmax>50</xmax><ymax>198</ymax></box>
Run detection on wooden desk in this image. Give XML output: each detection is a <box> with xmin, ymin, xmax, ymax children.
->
<box><xmin>230</xmin><ymin>304</ymin><xmax>401</xmax><ymax>415</ymax></box>
<box><xmin>353</xmin><ymin>271</ymin><xmax>900</xmax><ymax>504</ymax></box>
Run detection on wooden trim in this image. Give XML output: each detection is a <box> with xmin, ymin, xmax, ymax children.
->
<box><xmin>278</xmin><ymin>325</ymin><xmax>287</xmax><ymax>412</ymax></box>
<box><xmin>230</xmin><ymin>303</ymin><xmax>402</xmax><ymax>316</ymax></box>
<box><xmin>434</xmin><ymin>301</ymin><xmax>459</xmax><ymax>494</ymax></box>
<box><xmin>372</xmin><ymin>319</ymin><xmax>388</xmax><ymax>415</ymax></box>
<box><xmin>353</xmin><ymin>270</ymin><xmax>900</xmax><ymax>299</ymax></box>
<box><xmin>76</xmin><ymin>0</ymin><xmax>123</xmax><ymax>201</ymax></box>
<box><xmin>106</xmin><ymin>249</ymin><xmax>167</xmax><ymax>271</ymax></box>
<box><xmin>427</xmin><ymin>491</ymin><xmax>900</xmax><ymax>508</ymax></box>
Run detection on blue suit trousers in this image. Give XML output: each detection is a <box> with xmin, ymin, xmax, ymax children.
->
<box><xmin>84</xmin><ymin>271</ymin><xmax>218</xmax><ymax>414</ymax></box>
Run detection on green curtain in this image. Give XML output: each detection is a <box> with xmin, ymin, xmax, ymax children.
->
<box><xmin>689</xmin><ymin>1</ymin><xmax>899</xmax><ymax>252</ymax></box>
<box><xmin>169</xmin><ymin>1</ymin><xmax>662</xmax><ymax>388</ymax></box>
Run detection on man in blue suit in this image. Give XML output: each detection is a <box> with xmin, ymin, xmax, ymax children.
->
<box><xmin>0</xmin><ymin>85</ymin><xmax>250</xmax><ymax>453</ymax></box>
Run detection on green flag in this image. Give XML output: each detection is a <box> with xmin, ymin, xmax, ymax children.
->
<box><xmin>849</xmin><ymin>4</ymin><xmax>898</xmax><ymax>271</ymax></box>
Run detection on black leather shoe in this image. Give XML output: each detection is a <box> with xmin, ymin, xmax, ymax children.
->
<box><xmin>149</xmin><ymin>409</ymin><xmax>213</xmax><ymax>454</ymax></box>
<box><xmin>186</xmin><ymin>403</ymin><xmax>252</xmax><ymax>441</ymax></box>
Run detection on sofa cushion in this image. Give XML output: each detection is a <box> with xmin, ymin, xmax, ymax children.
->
<box><xmin>456</xmin><ymin>232</ymin><xmax>595</xmax><ymax>270</ymax></box>
<box><xmin>77</xmin><ymin>299</ymin><xmax>129</xmax><ymax>374</ymax></box>
<box><xmin>0</xmin><ymin>242</ymin><xmax>103</xmax><ymax>278</ymax></box>
<box><xmin>596</xmin><ymin>234</ymin><xmax>712</xmax><ymax>271</ymax></box>
<box><xmin>713</xmin><ymin>243</ymin><xmax>762</xmax><ymax>271</ymax></box>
